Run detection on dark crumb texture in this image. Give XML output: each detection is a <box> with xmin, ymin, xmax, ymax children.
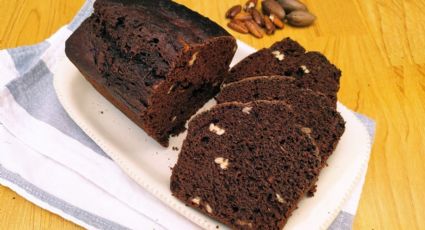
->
<box><xmin>171</xmin><ymin>101</ymin><xmax>322</xmax><ymax>229</ymax></box>
<box><xmin>216</xmin><ymin>76</ymin><xmax>346</xmax><ymax>165</ymax></box>
<box><xmin>225</xmin><ymin>38</ymin><xmax>341</xmax><ymax>106</ymax></box>
<box><xmin>65</xmin><ymin>0</ymin><xmax>237</xmax><ymax>146</ymax></box>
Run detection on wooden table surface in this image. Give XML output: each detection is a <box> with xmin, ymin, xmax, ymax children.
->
<box><xmin>1</xmin><ymin>0</ymin><xmax>424</xmax><ymax>229</ymax></box>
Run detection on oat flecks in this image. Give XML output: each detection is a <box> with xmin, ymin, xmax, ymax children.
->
<box><xmin>188</xmin><ymin>51</ymin><xmax>199</xmax><ymax>66</ymax></box>
<box><xmin>209</xmin><ymin>123</ymin><xmax>225</xmax><ymax>135</ymax></box>
<box><xmin>271</xmin><ymin>50</ymin><xmax>285</xmax><ymax>61</ymax></box>
<box><xmin>205</xmin><ymin>203</ymin><xmax>213</xmax><ymax>213</ymax></box>
<box><xmin>301</xmin><ymin>65</ymin><xmax>310</xmax><ymax>73</ymax></box>
<box><xmin>214</xmin><ymin>157</ymin><xmax>230</xmax><ymax>169</ymax></box>
<box><xmin>171</xmin><ymin>116</ymin><xmax>177</xmax><ymax>122</ymax></box>
<box><xmin>191</xmin><ymin>196</ymin><xmax>201</xmax><ymax>205</ymax></box>
<box><xmin>242</xmin><ymin>106</ymin><xmax>253</xmax><ymax>114</ymax></box>
<box><xmin>276</xmin><ymin>193</ymin><xmax>285</xmax><ymax>203</ymax></box>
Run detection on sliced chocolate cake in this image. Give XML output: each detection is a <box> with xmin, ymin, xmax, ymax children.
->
<box><xmin>225</xmin><ymin>38</ymin><xmax>341</xmax><ymax>106</ymax></box>
<box><xmin>216</xmin><ymin>76</ymin><xmax>345</xmax><ymax>165</ymax></box>
<box><xmin>171</xmin><ymin>101</ymin><xmax>322</xmax><ymax>229</ymax></box>
<box><xmin>65</xmin><ymin>0</ymin><xmax>237</xmax><ymax>146</ymax></box>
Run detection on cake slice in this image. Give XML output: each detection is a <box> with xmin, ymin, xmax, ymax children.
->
<box><xmin>171</xmin><ymin>101</ymin><xmax>322</xmax><ymax>229</ymax></box>
<box><xmin>65</xmin><ymin>0</ymin><xmax>237</xmax><ymax>147</ymax></box>
<box><xmin>224</xmin><ymin>38</ymin><xmax>341</xmax><ymax>106</ymax></box>
<box><xmin>216</xmin><ymin>76</ymin><xmax>345</xmax><ymax>165</ymax></box>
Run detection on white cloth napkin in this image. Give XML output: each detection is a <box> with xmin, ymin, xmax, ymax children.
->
<box><xmin>0</xmin><ymin>1</ymin><xmax>375</xmax><ymax>229</ymax></box>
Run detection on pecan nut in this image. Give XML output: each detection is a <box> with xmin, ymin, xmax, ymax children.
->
<box><xmin>286</xmin><ymin>10</ymin><xmax>316</xmax><ymax>27</ymax></box>
<box><xmin>270</xmin><ymin>14</ymin><xmax>285</xmax><ymax>29</ymax></box>
<box><xmin>227</xmin><ymin>20</ymin><xmax>249</xmax><ymax>34</ymax></box>
<box><xmin>244</xmin><ymin>20</ymin><xmax>264</xmax><ymax>38</ymax></box>
<box><xmin>262</xmin><ymin>0</ymin><xmax>286</xmax><ymax>19</ymax></box>
<box><xmin>225</xmin><ymin>5</ymin><xmax>242</xmax><ymax>19</ymax></box>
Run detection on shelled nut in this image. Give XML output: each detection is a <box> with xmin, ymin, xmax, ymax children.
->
<box><xmin>234</xmin><ymin>11</ymin><xmax>253</xmax><ymax>21</ymax></box>
<box><xmin>263</xmin><ymin>15</ymin><xmax>276</xmax><ymax>34</ymax></box>
<box><xmin>250</xmin><ymin>8</ymin><xmax>265</xmax><ymax>27</ymax></box>
<box><xmin>269</xmin><ymin>14</ymin><xmax>285</xmax><ymax>29</ymax></box>
<box><xmin>225</xmin><ymin>0</ymin><xmax>315</xmax><ymax>38</ymax></box>
<box><xmin>244</xmin><ymin>20</ymin><xmax>264</xmax><ymax>38</ymax></box>
<box><xmin>227</xmin><ymin>20</ymin><xmax>249</xmax><ymax>34</ymax></box>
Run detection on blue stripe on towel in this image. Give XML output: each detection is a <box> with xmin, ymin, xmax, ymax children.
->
<box><xmin>7</xmin><ymin>42</ymin><xmax>50</xmax><ymax>76</ymax></box>
<box><xmin>6</xmin><ymin>61</ymin><xmax>107</xmax><ymax>157</ymax></box>
<box><xmin>68</xmin><ymin>0</ymin><xmax>95</xmax><ymax>31</ymax></box>
<box><xmin>0</xmin><ymin>164</ymin><xmax>129</xmax><ymax>230</ymax></box>
<box><xmin>329</xmin><ymin>211</ymin><xmax>354</xmax><ymax>230</ymax></box>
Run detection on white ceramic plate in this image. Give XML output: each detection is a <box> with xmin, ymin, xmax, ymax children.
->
<box><xmin>54</xmin><ymin>41</ymin><xmax>371</xmax><ymax>230</ymax></box>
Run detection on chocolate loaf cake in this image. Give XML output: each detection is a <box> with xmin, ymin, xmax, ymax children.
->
<box><xmin>224</xmin><ymin>38</ymin><xmax>341</xmax><ymax>106</ymax></box>
<box><xmin>216</xmin><ymin>76</ymin><xmax>345</xmax><ymax>164</ymax></box>
<box><xmin>171</xmin><ymin>101</ymin><xmax>322</xmax><ymax>229</ymax></box>
<box><xmin>65</xmin><ymin>0</ymin><xmax>237</xmax><ymax>146</ymax></box>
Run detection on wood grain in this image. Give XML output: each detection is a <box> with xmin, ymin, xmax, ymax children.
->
<box><xmin>0</xmin><ymin>0</ymin><xmax>424</xmax><ymax>229</ymax></box>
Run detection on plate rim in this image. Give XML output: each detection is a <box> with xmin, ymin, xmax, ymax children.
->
<box><xmin>53</xmin><ymin>41</ymin><xmax>371</xmax><ymax>230</ymax></box>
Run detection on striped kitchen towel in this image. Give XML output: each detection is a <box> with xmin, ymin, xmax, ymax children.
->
<box><xmin>0</xmin><ymin>1</ymin><xmax>375</xmax><ymax>229</ymax></box>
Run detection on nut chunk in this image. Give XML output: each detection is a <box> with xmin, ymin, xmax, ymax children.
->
<box><xmin>65</xmin><ymin>0</ymin><xmax>237</xmax><ymax>147</ymax></box>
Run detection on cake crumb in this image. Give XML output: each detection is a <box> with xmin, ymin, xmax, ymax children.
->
<box><xmin>100</xmin><ymin>111</ymin><xmax>104</xmax><ymax>114</ymax></box>
<box><xmin>301</xmin><ymin>127</ymin><xmax>312</xmax><ymax>134</ymax></box>
<box><xmin>267</xmin><ymin>176</ymin><xmax>275</xmax><ymax>184</ymax></box>
<box><xmin>172</xmin><ymin>146</ymin><xmax>179</xmax><ymax>151</ymax></box>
